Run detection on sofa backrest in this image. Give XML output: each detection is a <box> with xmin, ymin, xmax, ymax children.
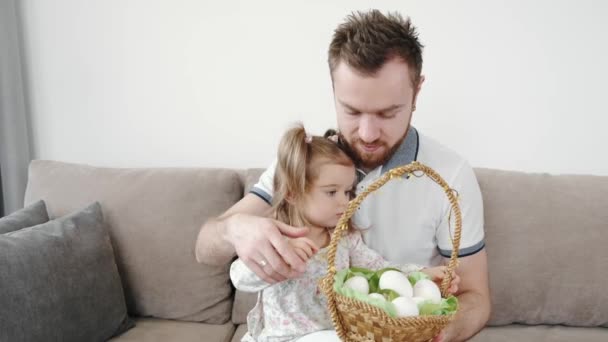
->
<box><xmin>25</xmin><ymin>161</ymin><xmax>608</xmax><ymax>328</ymax></box>
<box><xmin>235</xmin><ymin>168</ymin><xmax>608</xmax><ymax>327</ymax></box>
<box><xmin>25</xmin><ymin>160</ymin><xmax>243</xmax><ymax>324</ymax></box>
<box><xmin>477</xmin><ymin>168</ymin><xmax>608</xmax><ymax>327</ymax></box>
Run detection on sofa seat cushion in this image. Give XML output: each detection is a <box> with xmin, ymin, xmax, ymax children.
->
<box><xmin>232</xmin><ymin>324</ymin><xmax>248</xmax><ymax>342</ymax></box>
<box><xmin>470</xmin><ymin>324</ymin><xmax>608</xmax><ymax>342</ymax></box>
<box><xmin>109</xmin><ymin>318</ymin><xmax>235</xmax><ymax>342</ymax></box>
<box><xmin>234</xmin><ymin>324</ymin><xmax>608</xmax><ymax>342</ymax></box>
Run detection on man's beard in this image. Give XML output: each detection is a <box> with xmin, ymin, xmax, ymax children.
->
<box><xmin>338</xmin><ymin>128</ymin><xmax>410</xmax><ymax>170</ymax></box>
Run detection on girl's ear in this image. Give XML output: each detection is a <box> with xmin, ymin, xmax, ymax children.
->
<box><xmin>285</xmin><ymin>191</ymin><xmax>297</xmax><ymax>205</ymax></box>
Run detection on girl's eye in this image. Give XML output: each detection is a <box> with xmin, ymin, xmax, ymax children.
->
<box><xmin>326</xmin><ymin>190</ymin><xmax>337</xmax><ymax>196</ymax></box>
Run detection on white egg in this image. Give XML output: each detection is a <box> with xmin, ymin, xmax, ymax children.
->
<box><xmin>379</xmin><ymin>270</ymin><xmax>413</xmax><ymax>297</ymax></box>
<box><xmin>392</xmin><ymin>297</ymin><xmax>419</xmax><ymax>317</ymax></box>
<box><xmin>344</xmin><ymin>276</ymin><xmax>369</xmax><ymax>295</ymax></box>
<box><xmin>368</xmin><ymin>293</ymin><xmax>386</xmax><ymax>302</ymax></box>
<box><xmin>412</xmin><ymin>296</ymin><xmax>427</xmax><ymax>306</ymax></box>
<box><xmin>413</xmin><ymin>279</ymin><xmax>442</xmax><ymax>303</ymax></box>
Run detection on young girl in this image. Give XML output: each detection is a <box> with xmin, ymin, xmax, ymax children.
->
<box><xmin>230</xmin><ymin>124</ymin><xmax>459</xmax><ymax>342</ymax></box>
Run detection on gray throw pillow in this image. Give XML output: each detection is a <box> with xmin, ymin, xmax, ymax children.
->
<box><xmin>0</xmin><ymin>202</ymin><xmax>134</xmax><ymax>342</ymax></box>
<box><xmin>0</xmin><ymin>200</ymin><xmax>49</xmax><ymax>234</ymax></box>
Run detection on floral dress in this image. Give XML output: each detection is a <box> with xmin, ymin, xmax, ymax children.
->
<box><xmin>230</xmin><ymin>230</ymin><xmax>423</xmax><ymax>342</ymax></box>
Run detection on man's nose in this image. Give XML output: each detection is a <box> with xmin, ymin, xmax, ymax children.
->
<box><xmin>358</xmin><ymin>114</ymin><xmax>381</xmax><ymax>143</ymax></box>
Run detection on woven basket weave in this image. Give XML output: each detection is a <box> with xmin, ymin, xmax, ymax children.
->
<box><xmin>319</xmin><ymin>161</ymin><xmax>462</xmax><ymax>342</ymax></box>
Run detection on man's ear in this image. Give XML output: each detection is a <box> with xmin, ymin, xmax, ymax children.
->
<box><xmin>412</xmin><ymin>75</ymin><xmax>426</xmax><ymax>110</ymax></box>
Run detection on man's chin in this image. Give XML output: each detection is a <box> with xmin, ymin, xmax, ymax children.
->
<box><xmin>339</xmin><ymin>135</ymin><xmax>400</xmax><ymax>170</ymax></box>
<box><xmin>356</xmin><ymin>150</ymin><xmax>389</xmax><ymax>170</ymax></box>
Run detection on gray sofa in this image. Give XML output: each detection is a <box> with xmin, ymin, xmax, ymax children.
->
<box><xmin>22</xmin><ymin>160</ymin><xmax>608</xmax><ymax>341</ymax></box>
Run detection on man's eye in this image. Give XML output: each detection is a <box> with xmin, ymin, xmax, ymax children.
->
<box><xmin>380</xmin><ymin>111</ymin><xmax>397</xmax><ymax>118</ymax></box>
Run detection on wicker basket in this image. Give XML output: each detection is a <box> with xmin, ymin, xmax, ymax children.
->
<box><xmin>319</xmin><ymin>161</ymin><xmax>462</xmax><ymax>342</ymax></box>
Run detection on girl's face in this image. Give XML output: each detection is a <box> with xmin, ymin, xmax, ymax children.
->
<box><xmin>301</xmin><ymin>163</ymin><xmax>356</xmax><ymax>229</ymax></box>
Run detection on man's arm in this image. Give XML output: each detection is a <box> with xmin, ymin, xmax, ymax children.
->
<box><xmin>195</xmin><ymin>193</ymin><xmax>271</xmax><ymax>265</ymax></box>
<box><xmin>194</xmin><ymin>193</ymin><xmax>312</xmax><ymax>283</ymax></box>
<box><xmin>441</xmin><ymin>249</ymin><xmax>491</xmax><ymax>342</ymax></box>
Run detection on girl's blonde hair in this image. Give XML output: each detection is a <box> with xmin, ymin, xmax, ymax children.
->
<box><xmin>272</xmin><ymin>124</ymin><xmax>354</xmax><ymax>227</ymax></box>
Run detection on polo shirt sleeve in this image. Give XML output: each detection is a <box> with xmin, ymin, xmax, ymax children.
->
<box><xmin>249</xmin><ymin>159</ymin><xmax>277</xmax><ymax>205</ymax></box>
<box><xmin>436</xmin><ymin>160</ymin><xmax>485</xmax><ymax>258</ymax></box>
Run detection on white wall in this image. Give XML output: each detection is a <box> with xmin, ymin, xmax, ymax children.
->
<box><xmin>19</xmin><ymin>0</ymin><xmax>608</xmax><ymax>175</ymax></box>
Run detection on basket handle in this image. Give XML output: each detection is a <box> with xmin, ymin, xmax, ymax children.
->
<box><xmin>325</xmin><ymin>161</ymin><xmax>462</xmax><ymax>297</ymax></box>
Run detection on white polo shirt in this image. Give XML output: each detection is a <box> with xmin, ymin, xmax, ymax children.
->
<box><xmin>250</xmin><ymin>127</ymin><xmax>485</xmax><ymax>267</ymax></box>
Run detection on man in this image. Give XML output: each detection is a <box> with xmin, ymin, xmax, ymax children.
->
<box><xmin>195</xmin><ymin>10</ymin><xmax>490</xmax><ymax>341</ymax></box>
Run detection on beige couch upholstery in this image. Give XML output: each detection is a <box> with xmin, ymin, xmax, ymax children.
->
<box><xmin>24</xmin><ymin>160</ymin><xmax>608</xmax><ymax>341</ymax></box>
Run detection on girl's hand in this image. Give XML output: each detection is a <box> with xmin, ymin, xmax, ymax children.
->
<box><xmin>287</xmin><ymin>237</ymin><xmax>318</xmax><ymax>265</ymax></box>
<box><xmin>421</xmin><ymin>266</ymin><xmax>460</xmax><ymax>295</ymax></box>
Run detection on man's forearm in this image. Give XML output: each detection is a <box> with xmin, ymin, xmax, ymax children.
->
<box><xmin>446</xmin><ymin>290</ymin><xmax>491</xmax><ymax>342</ymax></box>
<box><xmin>195</xmin><ymin>216</ymin><xmax>236</xmax><ymax>265</ymax></box>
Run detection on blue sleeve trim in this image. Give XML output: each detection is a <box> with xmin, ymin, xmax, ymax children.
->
<box><xmin>438</xmin><ymin>240</ymin><xmax>485</xmax><ymax>258</ymax></box>
<box><xmin>249</xmin><ymin>187</ymin><xmax>272</xmax><ymax>205</ymax></box>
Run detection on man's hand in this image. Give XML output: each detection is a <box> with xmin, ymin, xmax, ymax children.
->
<box><xmin>226</xmin><ymin>213</ymin><xmax>317</xmax><ymax>284</ymax></box>
<box><xmin>432</xmin><ymin>330</ymin><xmax>447</xmax><ymax>342</ymax></box>
<box><xmin>431</xmin><ymin>250</ymin><xmax>491</xmax><ymax>342</ymax></box>
<box><xmin>422</xmin><ymin>266</ymin><xmax>461</xmax><ymax>294</ymax></box>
